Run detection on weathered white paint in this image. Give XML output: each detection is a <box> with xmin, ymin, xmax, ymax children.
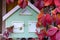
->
<box><xmin>28</xmin><ymin>1</ymin><xmax>40</xmax><ymax>13</ymax></box>
<box><xmin>3</xmin><ymin>2</ymin><xmax>40</xmax><ymax>21</ymax></box>
<box><xmin>3</xmin><ymin>5</ymin><xmax>20</xmax><ymax>21</ymax></box>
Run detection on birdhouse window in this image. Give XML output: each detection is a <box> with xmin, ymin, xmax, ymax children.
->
<box><xmin>20</xmin><ymin>8</ymin><xmax>32</xmax><ymax>15</ymax></box>
<box><xmin>12</xmin><ymin>21</ymin><xmax>24</xmax><ymax>33</ymax></box>
<box><xmin>28</xmin><ymin>21</ymin><xmax>37</xmax><ymax>32</ymax></box>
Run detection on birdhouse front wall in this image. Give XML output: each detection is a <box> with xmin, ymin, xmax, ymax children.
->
<box><xmin>5</xmin><ymin>6</ymin><xmax>38</xmax><ymax>38</ymax></box>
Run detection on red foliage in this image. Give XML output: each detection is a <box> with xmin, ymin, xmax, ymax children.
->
<box><xmin>47</xmin><ymin>27</ymin><xmax>58</xmax><ymax>40</ymax></box>
<box><xmin>42</xmin><ymin>16</ymin><xmax>47</xmax><ymax>27</ymax></box>
<box><xmin>56</xmin><ymin>30</ymin><xmax>60</xmax><ymax>40</ymax></box>
<box><xmin>10</xmin><ymin>0</ymin><xmax>14</xmax><ymax>3</ymax></box>
<box><xmin>54</xmin><ymin>0</ymin><xmax>60</xmax><ymax>7</ymax></box>
<box><xmin>56</xmin><ymin>14</ymin><xmax>60</xmax><ymax>25</ymax></box>
<box><xmin>36</xmin><ymin>22</ymin><xmax>41</xmax><ymax>28</ymax></box>
<box><xmin>34</xmin><ymin>0</ymin><xmax>44</xmax><ymax>10</ymax></box>
<box><xmin>6</xmin><ymin>0</ymin><xmax>10</xmax><ymax>4</ymax></box>
<box><xmin>56</xmin><ymin>7</ymin><xmax>60</xmax><ymax>13</ymax></box>
<box><xmin>18</xmin><ymin>0</ymin><xmax>28</xmax><ymax>9</ymax></box>
<box><xmin>37</xmin><ymin>11</ymin><xmax>47</xmax><ymax>27</ymax></box>
<box><xmin>45</xmin><ymin>14</ymin><xmax>53</xmax><ymax>25</ymax></box>
<box><xmin>36</xmin><ymin>29</ymin><xmax>47</xmax><ymax>40</ymax></box>
<box><xmin>6</xmin><ymin>0</ymin><xmax>14</xmax><ymax>4</ymax></box>
<box><xmin>44</xmin><ymin>0</ymin><xmax>54</xmax><ymax>6</ymax></box>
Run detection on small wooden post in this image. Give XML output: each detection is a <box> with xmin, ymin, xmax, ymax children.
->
<box><xmin>2</xmin><ymin>0</ymin><xmax>6</xmax><ymax>32</ymax></box>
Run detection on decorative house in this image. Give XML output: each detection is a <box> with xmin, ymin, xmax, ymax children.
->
<box><xmin>3</xmin><ymin>2</ymin><xmax>40</xmax><ymax>40</ymax></box>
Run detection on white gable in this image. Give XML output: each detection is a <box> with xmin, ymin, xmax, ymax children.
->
<box><xmin>20</xmin><ymin>8</ymin><xmax>32</xmax><ymax>15</ymax></box>
<box><xmin>3</xmin><ymin>1</ymin><xmax>40</xmax><ymax>21</ymax></box>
